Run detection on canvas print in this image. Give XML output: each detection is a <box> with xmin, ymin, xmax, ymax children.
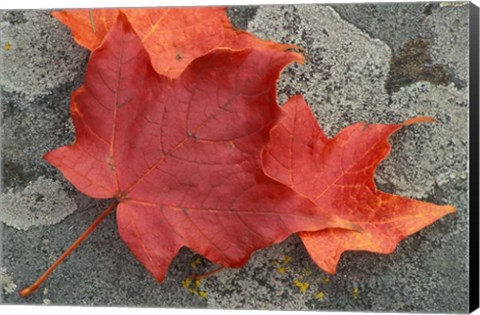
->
<box><xmin>0</xmin><ymin>2</ymin><xmax>476</xmax><ymax>313</ymax></box>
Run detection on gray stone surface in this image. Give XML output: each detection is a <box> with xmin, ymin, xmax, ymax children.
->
<box><xmin>0</xmin><ymin>267</ymin><xmax>17</xmax><ymax>297</ymax></box>
<box><xmin>425</xmin><ymin>3</ymin><xmax>469</xmax><ymax>87</ymax></box>
<box><xmin>248</xmin><ymin>5</ymin><xmax>392</xmax><ymax>135</ymax></box>
<box><xmin>378</xmin><ymin>82</ymin><xmax>468</xmax><ymax>201</ymax></box>
<box><xmin>333</xmin><ymin>2</ymin><xmax>468</xmax><ymax>90</ymax></box>
<box><xmin>332</xmin><ymin>2</ymin><xmax>434</xmax><ymax>54</ymax></box>
<box><xmin>0</xmin><ymin>11</ymin><xmax>89</xmax><ymax>101</ymax></box>
<box><xmin>0</xmin><ymin>176</ymin><xmax>77</xmax><ymax>230</ymax></box>
<box><xmin>0</xmin><ymin>3</ymin><xmax>470</xmax><ymax>312</ymax></box>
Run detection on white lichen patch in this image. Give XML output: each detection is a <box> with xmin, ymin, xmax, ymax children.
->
<box><xmin>248</xmin><ymin>5</ymin><xmax>392</xmax><ymax>136</ymax></box>
<box><xmin>0</xmin><ymin>176</ymin><xmax>77</xmax><ymax>230</ymax></box>
<box><xmin>0</xmin><ymin>11</ymin><xmax>88</xmax><ymax>101</ymax></box>
<box><xmin>0</xmin><ymin>267</ymin><xmax>17</xmax><ymax>296</ymax></box>
<box><xmin>248</xmin><ymin>4</ymin><xmax>466</xmax><ymax>204</ymax></box>
<box><xmin>425</xmin><ymin>4</ymin><xmax>469</xmax><ymax>85</ymax></box>
<box><xmin>376</xmin><ymin>82</ymin><xmax>468</xmax><ymax>200</ymax></box>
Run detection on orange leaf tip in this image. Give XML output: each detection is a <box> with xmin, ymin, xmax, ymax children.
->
<box><xmin>403</xmin><ymin>116</ymin><xmax>436</xmax><ymax>125</ymax></box>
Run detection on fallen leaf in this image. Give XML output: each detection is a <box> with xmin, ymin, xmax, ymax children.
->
<box><xmin>262</xmin><ymin>95</ymin><xmax>456</xmax><ymax>274</ymax></box>
<box><xmin>52</xmin><ymin>9</ymin><xmax>118</xmax><ymax>50</ymax></box>
<box><xmin>42</xmin><ymin>14</ymin><xmax>354</xmax><ymax>285</ymax></box>
<box><xmin>52</xmin><ymin>7</ymin><xmax>299</xmax><ymax>78</ymax></box>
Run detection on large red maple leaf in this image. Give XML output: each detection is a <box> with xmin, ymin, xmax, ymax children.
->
<box><xmin>262</xmin><ymin>95</ymin><xmax>456</xmax><ymax>274</ymax></box>
<box><xmin>52</xmin><ymin>7</ymin><xmax>299</xmax><ymax>78</ymax></box>
<box><xmin>19</xmin><ymin>14</ymin><xmax>356</xmax><ymax>296</ymax></box>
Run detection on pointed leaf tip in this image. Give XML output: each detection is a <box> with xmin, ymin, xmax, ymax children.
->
<box><xmin>263</xmin><ymin>95</ymin><xmax>456</xmax><ymax>274</ymax></box>
<box><xmin>403</xmin><ymin>116</ymin><xmax>436</xmax><ymax>125</ymax></box>
<box><xmin>52</xmin><ymin>7</ymin><xmax>303</xmax><ymax>78</ymax></box>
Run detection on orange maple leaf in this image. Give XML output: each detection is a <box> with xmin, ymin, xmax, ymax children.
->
<box><xmin>18</xmin><ymin>14</ymin><xmax>351</xmax><ymax>297</ymax></box>
<box><xmin>52</xmin><ymin>7</ymin><xmax>300</xmax><ymax>78</ymax></box>
<box><xmin>262</xmin><ymin>95</ymin><xmax>456</xmax><ymax>274</ymax></box>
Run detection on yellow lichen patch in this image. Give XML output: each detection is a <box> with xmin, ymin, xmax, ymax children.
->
<box><xmin>272</xmin><ymin>255</ymin><xmax>291</xmax><ymax>265</ymax></box>
<box><xmin>272</xmin><ymin>254</ymin><xmax>293</xmax><ymax>275</ymax></box>
<box><xmin>182</xmin><ymin>278</ymin><xmax>195</xmax><ymax>294</ymax></box>
<box><xmin>182</xmin><ymin>277</ymin><xmax>192</xmax><ymax>288</ymax></box>
<box><xmin>276</xmin><ymin>266</ymin><xmax>289</xmax><ymax>274</ymax></box>
<box><xmin>353</xmin><ymin>287</ymin><xmax>359</xmax><ymax>299</ymax></box>
<box><xmin>182</xmin><ymin>277</ymin><xmax>207</xmax><ymax>298</ymax></box>
<box><xmin>190</xmin><ymin>257</ymin><xmax>202</xmax><ymax>269</ymax></box>
<box><xmin>4</xmin><ymin>42</ymin><xmax>12</xmax><ymax>51</ymax></box>
<box><xmin>322</xmin><ymin>277</ymin><xmax>330</xmax><ymax>284</ymax></box>
<box><xmin>282</xmin><ymin>255</ymin><xmax>292</xmax><ymax>264</ymax></box>
<box><xmin>314</xmin><ymin>291</ymin><xmax>325</xmax><ymax>301</ymax></box>
<box><xmin>301</xmin><ymin>269</ymin><xmax>312</xmax><ymax>277</ymax></box>
<box><xmin>294</xmin><ymin>279</ymin><xmax>309</xmax><ymax>293</ymax></box>
<box><xmin>296</xmin><ymin>268</ymin><xmax>312</xmax><ymax>281</ymax></box>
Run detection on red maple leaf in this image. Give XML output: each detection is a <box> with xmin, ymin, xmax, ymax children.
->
<box><xmin>262</xmin><ymin>95</ymin><xmax>456</xmax><ymax>274</ymax></box>
<box><xmin>19</xmin><ymin>14</ymin><xmax>356</xmax><ymax>296</ymax></box>
<box><xmin>52</xmin><ymin>7</ymin><xmax>299</xmax><ymax>78</ymax></box>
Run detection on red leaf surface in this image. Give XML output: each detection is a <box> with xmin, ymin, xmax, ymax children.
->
<box><xmin>44</xmin><ymin>14</ymin><xmax>356</xmax><ymax>282</ymax></box>
<box><xmin>262</xmin><ymin>95</ymin><xmax>456</xmax><ymax>274</ymax></box>
<box><xmin>52</xmin><ymin>7</ymin><xmax>299</xmax><ymax>78</ymax></box>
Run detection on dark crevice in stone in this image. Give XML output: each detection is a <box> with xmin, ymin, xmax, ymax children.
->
<box><xmin>1</xmin><ymin>10</ymin><xmax>28</xmax><ymax>24</ymax></box>
<box><xmin>227</xmin><ymin>6</ymin><xmax>258</xmax><ymax>30</ymax></box>
<box><xmin>1</xmin><ymin>74</ymin><xmax>86</xmax><ymax>191</ymax></box>
<box><xmin>423</xmin><ymin>3</ymin><xmax>434</xmax><ymax>16</ymax></box>
<box><xmin>385</xmin><ymin>38</ymin><xmax>451</xmax><ymax>94</ymax></box>
<box><xmin>330</xmin><ymin>3</ymin><xmax>432</xmax><ymax>54</ymax></box>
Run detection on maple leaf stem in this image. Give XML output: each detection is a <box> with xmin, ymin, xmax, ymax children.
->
<box><xmin>18</xmin><ymin>199</ymin><xmax>119</xmax><ymax>297</ymax></box>
<box><xmin>190</xmin><ymin>266</ymin><xmax>226</xmax><ymax>281</ymax></box>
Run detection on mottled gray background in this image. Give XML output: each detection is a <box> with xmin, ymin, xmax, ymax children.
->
<box><xmin>0</xmin><ymin>2</ymin><xmax>471</xmax><ymax>312</ymax></box>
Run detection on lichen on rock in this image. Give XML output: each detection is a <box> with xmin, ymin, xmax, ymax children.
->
<box><xmin>0</xmin><ymin>176</ymin><xmax>77</xmax><ymax>230</ymax></box>
<box><xmin>0</xmin><ymin>267</ymin><xmax>17</xmax><ymax>297</ymax></box>
<box><xmin>247</xmin><ymin>5</ymin><xmax>392</xmax><ymax>136</ymax></box>
<box><xmin>0</xmin><ymin>11</ymin><xmax>88</xmax><ymax>101</ymax></box>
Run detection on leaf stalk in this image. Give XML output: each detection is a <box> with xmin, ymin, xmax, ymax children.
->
<box><xmin>189</xmin><ymin>266</ymin><xmax>225</xmax><ymax>280</ymax></box>
<box><xmin>18</xmin><ymin>199</ymin><xmax>119</xmax><ymax>297</ymax></box>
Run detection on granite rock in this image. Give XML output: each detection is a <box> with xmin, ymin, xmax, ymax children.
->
<box><xmin>0</xmin><ymin>11</ymin><xmax>88</xmax><ymax>101</ymax></box>
<box><xmin>0</xmin><ymin>4</ymin><xmax>470</xmax><ymax>312</ymax></box>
